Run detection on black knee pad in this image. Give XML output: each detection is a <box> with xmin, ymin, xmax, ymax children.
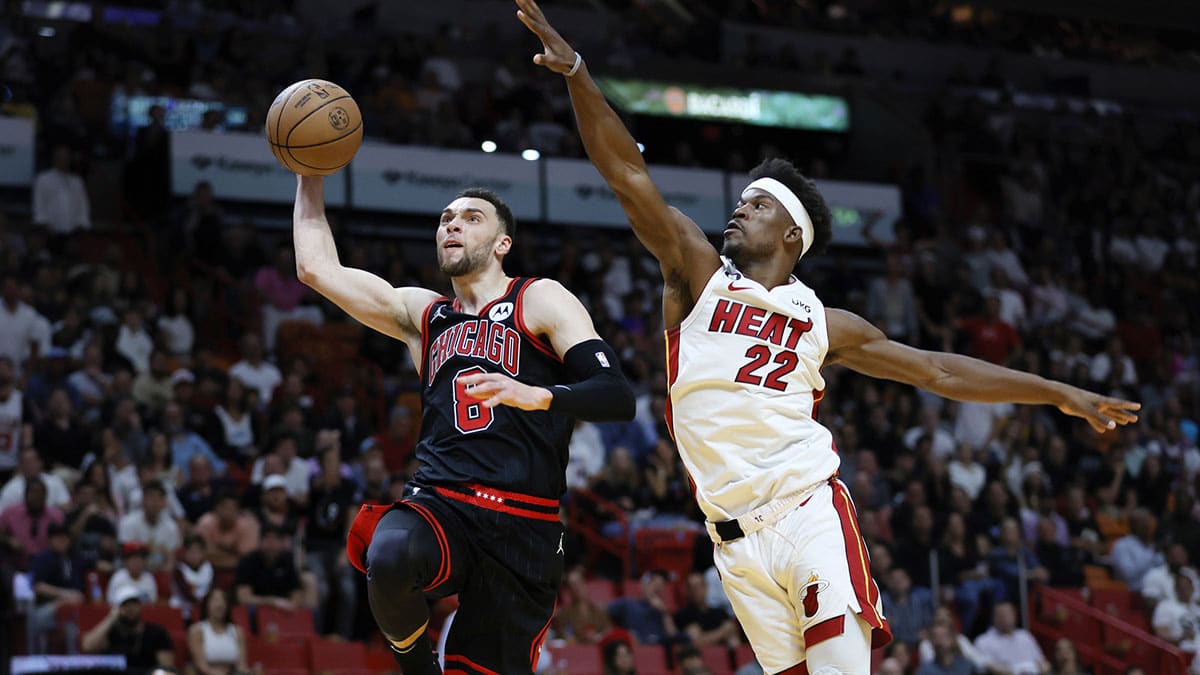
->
<box><xmin>364</xmin><ymin>507</ymin><xmax>443</xmax><ymax>592</ymax></box>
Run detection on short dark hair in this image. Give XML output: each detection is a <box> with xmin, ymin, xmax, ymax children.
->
<box><xmin>748</xmin><ymin>158</ymin><xmax>833</xmax><ymax>258</ymax></box>
<box><xmin>141</xmin><ymin>480</ymin><xmax>166</xmax><ymax>498</ymax></box>
<box><xmin>456</xmin><ymin>187</ymin><xmax>516</xmax><ymax>238</ymax></box>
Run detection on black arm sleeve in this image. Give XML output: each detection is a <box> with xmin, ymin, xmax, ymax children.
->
<box><xmin>548</xmin><ymin>339</ymin><xmax>636</xmax><ymax>422</ymax></box>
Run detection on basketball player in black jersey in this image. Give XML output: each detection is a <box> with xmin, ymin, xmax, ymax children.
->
<box><xmin>292</xmin><ymin>174</ymin><xmax>635</xmax><ymax>674</ymax></box>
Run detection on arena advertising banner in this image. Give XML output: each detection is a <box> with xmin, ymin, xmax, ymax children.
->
<box><xmin>725</xmin><ymin>174</ymin><xmax>902</xmax><ymax>246</ymax></box>
<box><xmin>171</xmin><ymin>130</ymin><xmax>345</xmax><ymax>206</ymax></box>
<box><xmin>0</xmin><ymin>116</ymin><xmax>35</xmax><ymax>186</ymax></box>
<box><xmin>350</xmin><ymin>143</ymin><xmax>540</xmax><ymax>220</ymax></box>
<box><xmin>596</xmin><ymin>77</ymin><xmax>850</xmax><ymax>132</ymax></box>
<box><xmin>544</xmin><ymin>159</ymin><xmax>727</xmax><ymax>230</ymax></box>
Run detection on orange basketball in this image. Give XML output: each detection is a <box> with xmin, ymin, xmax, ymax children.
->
<box><xmin>265</xmin><ymin>79</ymin><xmax>363</xmax><ymax>176</ymax></box>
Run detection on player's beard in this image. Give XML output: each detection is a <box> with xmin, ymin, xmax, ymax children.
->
<box><xmin>721</xmin><ymin>237</ymin><xmax>773</xmax><ymax>269</ymax></box>
<box><xmin>438</xmin><ymin>244</ymin><xmax>491</xmax><ymax>277</ymax></box>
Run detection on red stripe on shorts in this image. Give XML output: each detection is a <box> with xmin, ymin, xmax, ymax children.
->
<box><xmin>401</xmin><ymin>500</ymin><xmax>451</xmax><ymax>591</ymax></box>
<box><xmin>445</xmin><ymin>654</ymin><xmax>502</xmax><ymax>675</ymax></box>
<box><xmin>830</xmin><ymin>480</ymin><xmax>893</xmax><ymax>649</ymax></box>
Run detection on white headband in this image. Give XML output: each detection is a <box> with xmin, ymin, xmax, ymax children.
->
<box><xmin>745</xmin><ymin>177</ymin><xmax>815</xmax><ymax>257</ymax></box>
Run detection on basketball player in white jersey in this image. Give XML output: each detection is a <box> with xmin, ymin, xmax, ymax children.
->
<box><xmin>516</xmin><ymin>2</ymin><xmax>1142</xmax><ymax>673</ymax></box>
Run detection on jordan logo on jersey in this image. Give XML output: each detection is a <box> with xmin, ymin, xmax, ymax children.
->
<box><xmin>427</xmin><ymin>319</ymin><xmax>522</xmax><ymax>381</ymax></box>
<box><xmin>708</xmin><ymin>299</ymin><xmax>813</xmax><ymax>348</ymax></box>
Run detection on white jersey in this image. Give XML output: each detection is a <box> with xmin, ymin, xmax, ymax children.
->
<box><xmin>666</xmin><ymin>259</ymin><xmax>838</xmax><ymax>521</ymax></box>
<box><xmin>0</xmin><ymin>390</ymin><xmax>24</xmax><ymax>471</ymax></box>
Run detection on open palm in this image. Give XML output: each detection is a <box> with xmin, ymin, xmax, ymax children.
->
<box><xmin>515</xmin><ymin>0</ymin><xmax>578</xmax><ymax>74</ymax></box>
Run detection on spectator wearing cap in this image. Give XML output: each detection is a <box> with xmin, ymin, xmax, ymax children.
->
<box><xmin>234</xmin><ymin>523</ymin><xmax>304</xmax><ymax>612</ymax></box>
<box><xmin>107</xmin><ymin>540</ymin><xmax>158</xmax><ymax>604</ymax></box>
<box><xmin>117</xmin><ymin>481</ymin><xmax>180</xmax><ymax>571</ymax></box>
<box><xmin>0</xmin><ymin>448</ymin><xmax>71</xmax><ymax>511</ymax></box>
<box><xmin>83</xmin><ymin>584</ymin><xmax>174</xmax><ymax>672</ymax></box>
<box><xmin>0</xmin><ymin>475</ymin><xmax>63</xmax><ymax>565</ymax></box>
<box><xmin>250</xmin><ymin>434</ymin><xmax>309</xmax><ymax>507</ymax></box>
<box><xmin>195</xmin><ymin>493</ymin><xmax>260</xmax><ymax>571</ymax></box>
<box><xmin>28</xmin><ymin>523</ymin><xmax>85</xmax><ymax>654</ymax></box>
<box><xmin>254</xmin><ymin>473</ymin><xmax>299</xmax><ymax>534</ymax></box>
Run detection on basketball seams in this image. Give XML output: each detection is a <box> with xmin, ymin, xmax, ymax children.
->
<box><xmin>268</xmin><ymin>120</ymin><xmax>362</xmax><ymax>150</ymax></box>
<box><xmin>284</xmin><ymin>127</ymin><xmax>362</xmax><ymax>174</ymax></box>
<box><xmin>283</xmin><ymin>94</ymin><xmax>352</xmax><ymax>146</ymax></box>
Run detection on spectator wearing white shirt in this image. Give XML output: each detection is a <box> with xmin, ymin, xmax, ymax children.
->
<box><xmin>250</xmin><ymin>436</ymin><xmax>310</xmax><ymax>506</ymax></box>
<box><xmin>948</xmin><ymin>442</ymin><xmax>987</xmax><ymax>501</ymax></box>
<box><xmin>32</xmin><ymin>145</ymin><xmax>91</xmax><ymax>234</ymax></box>
<box><xmin>0</xmin><ymin>275</ymin><xmax>44</xmax><ymax>373</ymax></box>
<box><xmin>904</xmin><ymin>407</ymin><xmax>957</xmax><ymax>461</ymax></box>
<box><xmin>952</xmin><ymin>400</ymin><xmax>1013</xmax><ymax>451</ymax></box>
<box><xmin>985</xmin><ymin>230</ymin><xmax>1029</xmax><ymax>288</ymax></box>
<box><xmin>1111</xmin><ymin>509</ymin><xmax>1164</xmax><ymax>592</ymax></box>
<box><xmin>156</xmin><ymin>288</ymin><xmax>195</xmax><ymax>360</ymax></box>
<box><xmin>1028</xmin><ymin>267</ymin><xmax>1070</xmax><ymax>328</ymax></box>
<box><xmin>1090</xmin><ymin>337</ymin><xmax>1138</xmax><ymax>387</ymax></box>
<box><xmin>106</xmin><ymin>541</ymin><xmax>158</xmax><ymax>605</ymax></box>
<box><xmin>117</xmin><ymin>481</ymin><xmax>180</xmax><ymax>571</ymax></box>
<box><xmin>1151</xmin><ymin>572</ymin><xmax>1200</xmax><ymax>671</ymax></box>
<box><xmin>988</xmin><ymin>267</ymin><xmax>1027</xmax><ymax>332</ymax></box>
<box><xmin>228</xmin><ymin>334</ymin><xmax>281</xmax><ymax>406</ymax></box>
<box><xmin>973</xmin><ymin>602</ymin><xmax>1049</xmax><ymax>674</ymax></box>
<box><xmin>115</xmin><ymin>307</ymin><xmax>154</xmax><ymax>374</ymax></box>
<box><xmin>565</xmin><ymin>419</ymin><xmax>605</xmax><ymax>490</ymax></box>
<box><xmin>1143</xmin><ymin>544</ymin><xmax>1200</xmax><ymax>606</ymax></box>
<box><xmin>0</xmin><ymin>449</ymin><xmax>71</xmax><ymax>512</ymax></box>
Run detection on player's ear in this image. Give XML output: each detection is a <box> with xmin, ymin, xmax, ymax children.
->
<box><xmin>782</xmin><ymin>223</ymin><xmax>804</xmax><ymax>245</ymax></box>
<box><xmin>494</xmin><ymin>234</ymin><xmax>512</xmax><ymax>256</ymax></box>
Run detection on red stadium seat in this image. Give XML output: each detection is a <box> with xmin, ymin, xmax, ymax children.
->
<box><xmin>633</xmin><ymin>644</ymin><xmax>670</xmax><ymax>675</ymax></box>
<box><xmin>309</xmin><ymin>637</ymin><xmax>368</xmax><ymax>672</ymax></box>
<box><xmin>586</xmin><ymin>578</ymin><xmax>617</xmax><ymax>606</ymax></box>
<box><xmin>248</xmin><ymin>636</ymin><xmax>310</xmax><ymax>670</ymax></box>
<box><xmin>232</xmin><ymin>605</ymin><xmax>252</xmax><ymax>634</ymax></box>
<box><xmin>168</xmin><ymin>630</ymin><xmax>189</xmax><ymax>671</ymax></box>
<box><xmin>699</xmin><ymin>644</ymin><xmax>734</xmax><ymax>675</ymax></box>
<box><xmin>142</xmin><ymin>603</ymin><xmax>185</xmax><ymax>632</ymax></box>
<box><xmin>77</xmin><ymin>604</ymin><xmax>110</xmax><ymax>634</ymax></box>
<box><xmin>553</xmin><ymin>643</ymin><xmax>603</xmax><ymax>675</ymax></box>
<box><xmin>634</xmin><ymin>528</ymin><xmax>698</xmax><ymax>580</ymax></box>
<box><xmin>366</xmin><ymin>647</ymin><xmax>397</xmax><ymax>672</ymax></box>
<box><xmin>734</xmin><ymin>643</ymin><xmax>757</xmax><ymax>669</ymax></box>
<box><xmin>256</xmin><ymin>605</ymin><xmax>316</xmax><ymax>639</ymax></box>
<box><xmin>153</xmin><ymin>570</ymin><xmax>172</xmax><ymax>600</ymax></box>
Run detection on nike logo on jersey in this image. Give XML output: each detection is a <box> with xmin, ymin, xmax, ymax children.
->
<box><xmin>728</xmin><ymin>281</ymin><xmax>753</xmax><ymax>292</ymax></box>
<box><xmin>556</xmin><ymin>533</ymin><xmax>564</xmax><ymax>555</ymax></box>
<box><xmin>708</xmin><ymin>298</ymin><xmax>813</xmax><ymax>348</ymax></box>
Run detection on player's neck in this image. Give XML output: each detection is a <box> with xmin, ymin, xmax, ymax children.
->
<box><xmin>450</xmin><ymin>266</ymin><xmax>512</xmax><ymax>315</ymax></box>
<box><xmin>735</xmin><ymin>257</ymin><xmax>794</xmax><ymax>290</ymax></box>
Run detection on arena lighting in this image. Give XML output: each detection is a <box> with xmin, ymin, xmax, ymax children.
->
<box><xmin>37</xmin><ymin>26</ymin><xmax>56</xmax><ymax>37</ymax></box>
<box><xmin>521</xmin><ymin>149</ymin><xmax>541</xmax><ymax>161</ymax></box>
<box><xmin>480</xmin><ymin>140</ymin><xmax>497</xmax><ymax>153</ymax></box>
<box><xmin>637</xmin><ymin>142</ymin><xmax>645</xmax><ymax>153</ymax></box>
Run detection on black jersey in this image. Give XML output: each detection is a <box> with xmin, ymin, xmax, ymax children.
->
<box><xmin>412</xmin><ymin>277</ymin><xmax>575</xmax><ymax>500</ymax></box>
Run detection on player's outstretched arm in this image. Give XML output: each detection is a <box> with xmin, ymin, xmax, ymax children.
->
<box><xmin>293</xmin><ymin>175</ymin><xmax>437</xmax><ymax>345</ymax></box>
<box><xmin>459</xmin><ymin>279</ymin><xmax>635</xmax><ymax>421</ymax></box>
<box><xmin>824</xmin><ymin>308</ymin><xmax>1140</xmax><ymax>434</ymax></box>
<box><xmin>515</xmin><ymin>0</ymin><xmax>717</xmax><ymax>286</ymax></box>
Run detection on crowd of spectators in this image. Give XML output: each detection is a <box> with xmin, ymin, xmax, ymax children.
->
<box><xmin>1</xmin><ymin>2</ymin><xmax>1199</xmax><ymax>675</ymax></box>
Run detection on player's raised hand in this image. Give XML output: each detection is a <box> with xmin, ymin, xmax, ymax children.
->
<box><xmin>1055</xmin><ymin>386</ymin><xmax>1141</xmax><ymax>434</ymax></box>
<box><xmin>515</xmin><ymin>0</ymin><xmax>578</xmax><ymax>74</ymax></box>
<box><xmin>459</xmin><ymin>371</ymin><xmax>553</xmax><ymax>412</ymax></box>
